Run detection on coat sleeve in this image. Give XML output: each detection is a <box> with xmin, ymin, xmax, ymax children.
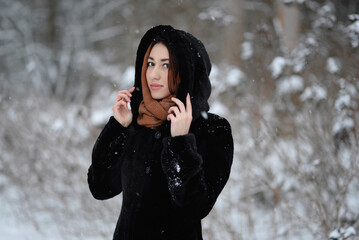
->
<box><xmin>87</xmin><ymin>116</ymin><xmax>128</xmax><ymax>200</ymax></box>
<box><xmin>161</xmin><ymin>115</ymin><xmax>234</xmax><ymax>221</ymax></box>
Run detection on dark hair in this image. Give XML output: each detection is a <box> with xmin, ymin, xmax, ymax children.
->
<box><xmin>147</xmin><ymin>36</ymin><xmax>180</xmax><ymax>95</ymax></box>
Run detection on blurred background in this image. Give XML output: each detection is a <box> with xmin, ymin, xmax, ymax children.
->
<box><xmin>0</xmin><ymin>0</ymin><xmax>358</xmax><ymax>239</ymax></box>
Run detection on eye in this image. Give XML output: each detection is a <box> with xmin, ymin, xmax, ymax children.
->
<box><xmin>147</xmin><ymin>62</ymin><xmax>154</xmax><ymax>67</ymax></box>
<box><xmin>163</xmin><ymin>63</ymin><xmax>169</xmax><ymax>69</ymax></box>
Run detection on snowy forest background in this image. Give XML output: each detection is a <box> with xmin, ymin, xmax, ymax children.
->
<box><xmin>1</xmin><ymin>0</ymin><xmax>359</xmax><ymax>239</ymax></box>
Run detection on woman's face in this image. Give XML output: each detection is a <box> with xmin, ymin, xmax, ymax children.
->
<box><xmin>146</xmin><ymin>43</ymin><xmax>171</xmax><ymax>100</ymax></box>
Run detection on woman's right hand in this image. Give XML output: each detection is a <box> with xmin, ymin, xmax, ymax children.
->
<box><xmin>112</xmin><ymin>87</ymin><xmax>135</xmax><ymax>127</ymax></box>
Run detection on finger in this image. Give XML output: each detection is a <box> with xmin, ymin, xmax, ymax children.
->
<box><xmin>122</xmin><ymin>88</ymin><xmax>134</xmax><ymax>97</ymax></box>
<box><xmin>112</xmin><ymin>103</ymin><xmax>120</xmax><ymax>113</ymax></box>
<box><xmin>168</xmin><ymin>106</ymin><xmax>180</xmax><ymax>117</ymax></box>
<box><xmin>186</xmin><ymin>93</ymin><xmax>192</xmax><ymax>115</ymax></box>
<box><xmin>167</xmin><ymin>114</ymin><xmax>175</xmax><ymax>121</ymax></box>
<box><xmin>117</xmin><ymin>89</ymin><xmax>133</xmax><ymax>99</ymax></box>
<box><xmin>114</xmin><ymin>100</ymin><xmax>126</xmax><ymax>108</ymax></box>
<box><xmin>171</xmin><ymin>97</ymin><xmax>186</xmax><ymax>112</ymax></box>
<box><xmin>114</xmin><ymin>101</ymin><xmax>126</xmax><ymax>110</ymax></box>
<box><xmin>116</xmin><ymin>93</ymin><xmax>131</xmax><ymax>102</ymax></box>
<box><xmin>119</xmin><ymin>100</ymin><xmax>129</xmax><ymax>110</ymax></box>
<box><xmin>116</xmin><ymin>92</ymin><xmax>124</xmax><ymax>101</ymax></box>
<box><xmin>118</xmin><ymin>92</ymin><xmax>132</xmax><ymax>100</ymax></box>
<box><xmin>117</xmin><ymin>97</ymin><xmax>130</xmax><ymax>103</ymax></box>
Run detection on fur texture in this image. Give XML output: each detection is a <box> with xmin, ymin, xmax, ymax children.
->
<box><xmin>88</xmin><ymin>25</ymin><xmax>234</xmax><ymax>240</ymax></box>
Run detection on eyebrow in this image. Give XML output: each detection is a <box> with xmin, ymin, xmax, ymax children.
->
<box><xmin>148</xmin><ymin>56</ymin><xmax>169</xmax><ymax>62</ymax></box>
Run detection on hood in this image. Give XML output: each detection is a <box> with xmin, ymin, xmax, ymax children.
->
<box><xmin>130</xmin><ymin>25</ymin><xmax>212</xmax><ymax>124</ymax></box>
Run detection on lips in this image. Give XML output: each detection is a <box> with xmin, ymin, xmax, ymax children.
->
<box><xmin>150</xmin><ymin>84</ymin><xmax>163</xmax><ymax>90</ymax></box>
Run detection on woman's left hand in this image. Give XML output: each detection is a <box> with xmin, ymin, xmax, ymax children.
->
<box><xmin>167</xmin><ymin>93</ymin><xmax>193</xmax><ymax>137</ymax></box>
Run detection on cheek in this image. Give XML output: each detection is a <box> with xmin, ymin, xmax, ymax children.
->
<box><xmin>146</xmin><ymin>69</ymin><xmax>150</xmax><ymax>82</ymax></box>
<box><xmin>164</xmin><ymin>73</ymin><xmax>170</xmax><ymax>92</ymax></box>
<box><xmin>146</xmin><ymin>69</ymin><xmax>153</xmax><ymax>89</ymax></box>
<box><xmin>163</xmin><ymin>72</ymin><xmax>169</xmax><ymax>86</ymax></box>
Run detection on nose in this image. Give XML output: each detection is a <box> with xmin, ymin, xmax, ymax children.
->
<box><xmin>149</xmin><ymin>66</ymin><xmax>160</xmax><ymax>80</ymax></box>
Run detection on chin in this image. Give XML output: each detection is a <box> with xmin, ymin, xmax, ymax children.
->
<box><xmin>151</xmin><ymin>92</ymin><xmax>170</xmax><ymax>100</ymax></box>
<box><xmin>152</xmin><ymin>95</ymin><xmax>165</xmax><ymax>100</ymax></box>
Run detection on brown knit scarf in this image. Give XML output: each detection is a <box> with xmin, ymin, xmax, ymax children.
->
<box><xmin>137</xmin><ymin>44</ymin><xmax>176</xmax><ymax>129</ymax></box>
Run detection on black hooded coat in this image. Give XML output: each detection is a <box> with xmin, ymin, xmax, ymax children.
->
<box><xmin>88</xmin><ymin>25</ymin><xmax>234</xmax><ymax>240</ymax></box>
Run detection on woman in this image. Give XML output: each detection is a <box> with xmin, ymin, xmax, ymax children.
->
<box><xmin>88</xmin><ymin>25</ymin><xmax>234</xmax><ymax>240</ymax></box>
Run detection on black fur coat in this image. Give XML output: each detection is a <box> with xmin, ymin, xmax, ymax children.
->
<box><xmin>88</xmin><ymin>25</ymin><xmax>234</xmax><ymax>240</ymax></box>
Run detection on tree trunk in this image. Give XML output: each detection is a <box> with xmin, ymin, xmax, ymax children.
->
<box><xmin>222</xmin><ymin>0</ymin><xmax>244</xmax><ymax>66</ymax></box>
<box><xmin>275</xmin><ymin>0</ymin><xmax>300</xmax><ymax>52</ymax></box>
